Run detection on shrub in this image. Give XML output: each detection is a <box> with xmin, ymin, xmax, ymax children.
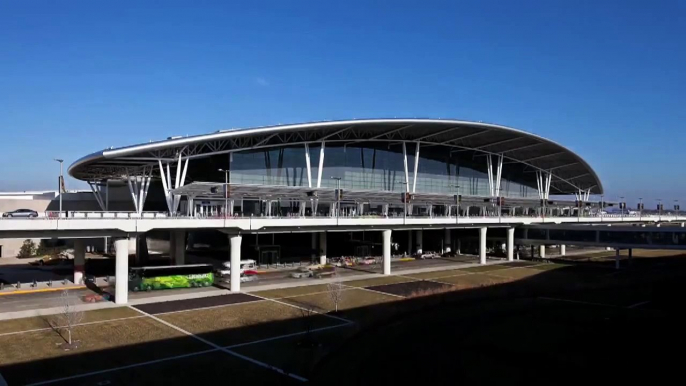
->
<box><xmin>17</xmin><ymin>239</ymin><xmax>36</xmax><ymax>258</ymax></box>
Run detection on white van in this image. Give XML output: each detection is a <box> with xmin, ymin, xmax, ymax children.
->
<box><xmin>218</xmin><ymin>259</ymin><xmax>257</xmax><ymax>277</ymax></box>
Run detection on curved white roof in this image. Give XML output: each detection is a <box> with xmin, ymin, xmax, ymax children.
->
<box><xmin>69</xmin><ymin>118</ymin><xmax>603</xmax><ymax>195</ymax></box>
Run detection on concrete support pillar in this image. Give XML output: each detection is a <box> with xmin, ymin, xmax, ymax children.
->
<box><xmin>114</xmin><ymin>238</ymin><xmax>129</xmax><ymax>304</ymax></box>
<box><xmin>230</xmin><ymin>235</ymin><xmax>242</xmax><ymax>292</ymax></box>
<box><xmin>319</xmin><ymin>232</ymin><xmax>327</xmax><ymax>265</ymax></box>
<box><xmin>444</xmin><ymin>229</ymin><xmax>452</xmax><ymax>253</ymax></box>
<box><xmin>407</xmin><ymin>230</ymin><xmax>413</xmax><ymax>255</ymax></box>
<box><xmin>479</xmin><ymin>227</ymin><xmax>487</xmax><ymax>264</ymax></box>
<box><xmin>73</xmin><ymin>239</ymin><xmax>86</xmax><ymax>285</ymax></box>
<box><xmin>311</xmin><ymin>233</ymin><xmax>318</xmax><ymax>262</ymax></box>
<box><xmin>415</xmin><ymin>229</ymin><xmax>423</xmax><ymax>255</ymax></box>
<box><xmin>506</xmin><ymin>228</ymin><xmax>514</xmax><ymax>262</ymax></box>
<box><xmin>615</xmin><ymin>248</ymin><xmax>620</xmax><ymax>270</ymax></box>
<box><xmin>127</xmin><ymin>237</ymin><xmax>137</xmax><ymax>255</ymax></box>
<box><xmin>382</xmin><ymin>230</ymin><xmax>392</xmax><ymax>275</ymax></box>
<box><xmin>174</xmin><ymin>231</ymin><xmax>186</xmax><ymax>265</ymax></box>
<box><xmin>169</xmin><ymin>231</ymin><xmax>176</xmax><ymax>263</ymax></box>
<box><xmin>539</xmin><ymin>245</ymin><xmax>546</xmax><ymax>259</ymax></box>
<box><xmin>628</xmin><ymin>248</ymin><xmax>633</xmax><ymax>266</ymax></box>
<box><xmin>457</xmin><ymin>238</ymin><xmax>461</xmax><ymax>255</ymax></box>
<box><xmin>560</xmin><ymin>244</ymin><xmax>566</xmax><ymax>256</ymax></box>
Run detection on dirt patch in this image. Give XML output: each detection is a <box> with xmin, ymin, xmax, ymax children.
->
<box><xmin>134</xmin><ymin>294</ymin><xmax>260</xmax><ymax>315</ymax></box>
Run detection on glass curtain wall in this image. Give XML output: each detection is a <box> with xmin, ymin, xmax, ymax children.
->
<box><xmin>229</xmin><ymin>144</ymin><xmax>537</xmax><ymax>198</ymax></box>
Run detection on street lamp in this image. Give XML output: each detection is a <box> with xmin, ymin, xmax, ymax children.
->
<box><xmin>639</xmin><ymin>197</ymin><xmax>643</xmax><ymax>221</ymax></box>
<box><xmin>600</xmin><ymin>194</ymin><xmax>604</xmax><ymax>221</ymax></box>
<box><xmin>218</xmin><ymin>169</ymin><xmax>229</xmax><ymax>217</ymax></box>
<box><xmin>54</xmin><ymin>159</ymin><xmax>64</xmax><ymax>216</ymax></box>
<box><xmin>620</xmin><ymin>196</ymin><xmax>625</xmax><ymax>221</ymax></box>
<box><xmin>330</xmin><ymin>177</ymin><xmax>341</xmax><ymax>218</ymax></box>
<box><xmin>657</xmin><ymin>198</ymin><xmax>662</xmax><ymax>221</ymax></box>
<box><xmin>450</xmin><ymin>184</ymin><xmax>460</xmax><ymax>224</ymax></box>
<box><xmin>675</xmin><ymin>199</ymin><xmax>680</xmax><ymax>219</ymax></box>
<box><xmin>401</xmin><ymin>182</ymin><xmax>409</xmax><ymax>221</ymax></box>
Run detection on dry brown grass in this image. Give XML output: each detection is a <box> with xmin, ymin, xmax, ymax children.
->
<box><xmin>436</xmin><ymin>273</ymin><xmax>510</xmax><ymax>289</ymax></box>
<box><xmin>0</xmin><ymin>307</ymin><xmax>139</xmax><ymax>335</ymax></box>
<box><xmin>251</xmin><ymin>284</ymin><xmax>333</xmax><ymax>299</ymax></box>
<box><xmin>157</xmin><ymin>300</ymin><xmax>340</xmax><ymax>346</ymax></box>
<box><xmin>407</xmin><ymin>285</ymin><xmax>455</xmax><ymax>298</ymax></box>
<box><xmin>485</xmin><ymin>267</ymin><xmax>543</xmax><ymax>280</ymax></box>
<box><xmin>459</xmin><ymin>264</ymin><xmax>512</xmax><ymax>273</ymax></box>
<box><xmin>405</xmin><ymin>270</ymin><xmax>469</xmax><ymax>280</ymax></box>
<box><xmin>343</xmin><ymin>276</ymin><xmax>416</xmax><ymax>288</ymax></box>
<box><xmin>0</xmin><ymin>317</ymin><xmax>201</xmax><ymax>367</ymax></box>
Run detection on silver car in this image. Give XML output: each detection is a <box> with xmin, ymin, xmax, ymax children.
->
<box><xmin>2</xmin><ymin>209</ymin><xmax>39</xmax><ymax>218</ymax></box>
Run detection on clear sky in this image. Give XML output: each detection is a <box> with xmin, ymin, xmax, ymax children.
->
<box><xmin>1</xmin><ymin>0</ymin><xmax>684</xmax><ymax>205</ymax></box>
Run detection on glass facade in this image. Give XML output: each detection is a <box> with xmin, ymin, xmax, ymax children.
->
<box><xmin>229</xmin><ymin>144</ymin><xmax>537</xmax><ymax>198</ymax></box>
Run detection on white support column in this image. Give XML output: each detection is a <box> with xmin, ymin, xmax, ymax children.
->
<box><xmin>506</xmin><ymin>228</ymin><xmax>514</xmax><ymax>262</ymax></box>
<box><xmin>304</xmin><ymin>143</ymin><xmax>312</xmax><ymax>188</ymax></box>
<box><xmin>382</xmin><ymin>230</ymin><xmax>392</xmax><ymax>275</ymax></box>
<box><xmin>114</xmin><ymin>238</ymin><xmax>129</xmax><ymax>304</ymax></box>
<box><xmin>126</xmin><ymin>177</ymin><xmax>139</xmax><ymax>213</ymax></box>
<box><xmin>539</xmin><ymin>245</ymin><xmax>546</xmax><ymax>259</ymax></box>
<box><xmin>317</xmin><ymin>142</ymin><xmax>325</xmax><ymax>188</ymax></box>
<box><xmin>158</xmin><ymin>160</ymin><xmax>172</xmax><ymax>214</ymax></box>
<box><xmin>560</xmin><ymin>244</ymin><xmax>566</xmax><ymax>256</ymax></box>
<box><xmin>495</xmin><ymin>154</ymin><xmax>503</xmax><ymax>197</ymax></box>
<box><xmin>415</xmin><ymin>229</ymin><xmax>423</xmax><ymax>255</ymax></box>
<box><xmin>412</xmin><ymin>142</ymin><xmax>420</xmax><ymax>193</ymax></box>
<box><xmin>402</xmin><ymin>142</ymin><xmax>410</xmax><ymax>192</ymax></box>
<box><xmin>319</xmin><ymin>232</ymin><xmax>327</xmax><ymax>265</ymax></box>
<box><xmin>444</xmin><ymin>228</ymin><xmax>452</xmax><ymax>253</ymax></box>
<box><xmin>174</xmin><ymin>230</ymin><xmax>186</xmax><ymax>265</ymax></box>
<box><xmin>487</xmin><ymin>155</ymin><xmax>494</xmax><ymax>197</ymax></box>
<box><xmin>73</xmin><ymin>239</ymin><xmax>86</xmax><ymax>284</ymax></box>
<box><xmin>229</xmin><ymin>235</ymin><xmax>242</xmax><ymax>292</ymax></box>
<box><xmin>479</xmin><ymin>227</ymin><xmax>487</xmax><ymax>264</ymax></box>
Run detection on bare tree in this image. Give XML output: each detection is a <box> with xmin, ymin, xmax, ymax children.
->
<box><xmin>326</xmin><ymin>274</ymin><xmax>345</xmax><ymax>312</ymax></box>
<box><xmin>57</xmin><ymin>289</ymin><xmax>84</xmax><ymax>347</ymax></box>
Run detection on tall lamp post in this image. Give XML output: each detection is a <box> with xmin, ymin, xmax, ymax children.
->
<box><xmin>331</xmin><ymin>177</ymin><xmax>341</xmax><ymax>218</ymax></box>
<box><xmin>620</xmin><ymin>196</ymin><xmax>625</xmax><ymax>221</ymax></box>
<box><xmin>675</xmin><ymin>199</ymin><xmax>680</xmax><ymax>219</ymax></box>
<box><xmin>400</xmin><ymin>182</ymin><xmax>409</xmax><ymax>221</ymax></box>
<box><xmin>600</xmin><ymin>194</ymin><xmax>604</xmax><ymax>221</ymax></box>
<box><xmin>639</xmin><ymin>197</ymin><xmax>643</xmax><ymax>221</ymax></box>
<box><xmin>657</xmin><ymin>198</ymin><xmax>662</xmax><ymax>222</ymax></box>
<box><xmin>218</xmin><ymin>169</ymin><xmax>229</xmax><ymax>217</ymax></box>
<box><xmin>451</xmin><ymin>184</ymin><xmax>460</xmax><ymax>224</ymax></box>
<box><xmin>54</xmin><ymin>159</ymin><xmax>64</xmax><ymax>216</ymax></box>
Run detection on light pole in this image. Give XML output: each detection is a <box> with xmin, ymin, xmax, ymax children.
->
<box><xmin>600</xmin><ymin>194</ymin><xmax>604</xmax><ymax>221</ymax></box>
<box><xmin>218</xmin><ymin>169</ymin><xmax>229</xmax><ymax>217</ymax></box>
<box><xmin>675</xmin><ymin>199</ymin><xmax>680</xmax><ymax>219</ymax></box>
<box><xmin>657</xmin><ymin>198</ymin><xmax>662</xmax><ymax>221</ymax></box>
<box><xmin>401</xmin><ymin>182</ymin><xmax>409</xmax><ymax>221</ymax></box>
<box><xmin>54</xmin><ymin>159</ymin><xmax>64</xmax><ymax>216</ymax></box>
<box><xmin>639</xmin><ymin>197</ymin><xmax>643</xmax><ymax>221</ymax></box>
<box><xmin>331</xmin><ymin>177</ymin><xmax>341</xmax><ymax>218</ymax></box>
<box><xmin>620</xmin><ymin>196</ymin><xmax>625</xmax><ymax>221</ymax></box>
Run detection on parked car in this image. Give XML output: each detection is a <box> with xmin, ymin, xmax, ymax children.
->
<box><xmin>2</xmin><ymin>209</ymin><xmax>39</xmax><ymax>218</ymax></box>
<box><xmin>216</xmin><ymin>259</ymin><xmax>257</xmax><ymax>277</ymax></box>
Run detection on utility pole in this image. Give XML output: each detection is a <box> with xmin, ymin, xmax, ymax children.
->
<box><xmin>639</xmin><ymin>197</ymin><xmax>643</xmax><ymax>221</ymax></box>
<box><xmin>620</xmin><ymin>196</ymin><xmax>625</xmax><ymax>221</ymax></box>
<box><xmin>54</xmin><ymin>159</ymin><xmax>64</xmax><ymax>216</ymax></box>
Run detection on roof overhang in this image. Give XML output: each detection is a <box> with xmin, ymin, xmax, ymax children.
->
<box><xmin>68</xmin><ymin>118</ymin><xmax>604</xmax><ymax>195</ymax></box>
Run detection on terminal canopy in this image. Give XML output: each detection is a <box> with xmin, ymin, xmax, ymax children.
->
<box><xmin>69</xmin><ymin>119</ymin><xmax>603</xmax><ymax>195</ymax></box>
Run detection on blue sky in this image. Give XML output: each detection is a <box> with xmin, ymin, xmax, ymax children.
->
<box><xmin>1</xmin><ymin>0</ymin><xmax>684</xmax><ymax>205</ymax></box>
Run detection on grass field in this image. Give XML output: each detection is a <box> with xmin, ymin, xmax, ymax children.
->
<box><xmin>1</xmin><ymin>251</ymin><xmax>685</xmax><ymax>385</ymax></box>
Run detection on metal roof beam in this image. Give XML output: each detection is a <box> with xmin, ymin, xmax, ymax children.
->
<box><xmin>346</xmin><ymin>124</ymin><xmax>414</xmax><ymax>144</ymax></box>
<box><xmin>521</xmin><ymin>151</ymin><xmax>565</xmax><ymax>162</ymax></box>
<box><xmin>473</xmin><ymin>136</ymin><xmax>524</xmax><ymax>149</ymax></box>
<box><xmin>443</xmin><ymin>129</ymin><xmax>491</xmax><ymax>144</ymax></box>
<box><xmin>413</xmin><ymin>125</ymin><xmax>463</xmax><ymax>141</ymax></box>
